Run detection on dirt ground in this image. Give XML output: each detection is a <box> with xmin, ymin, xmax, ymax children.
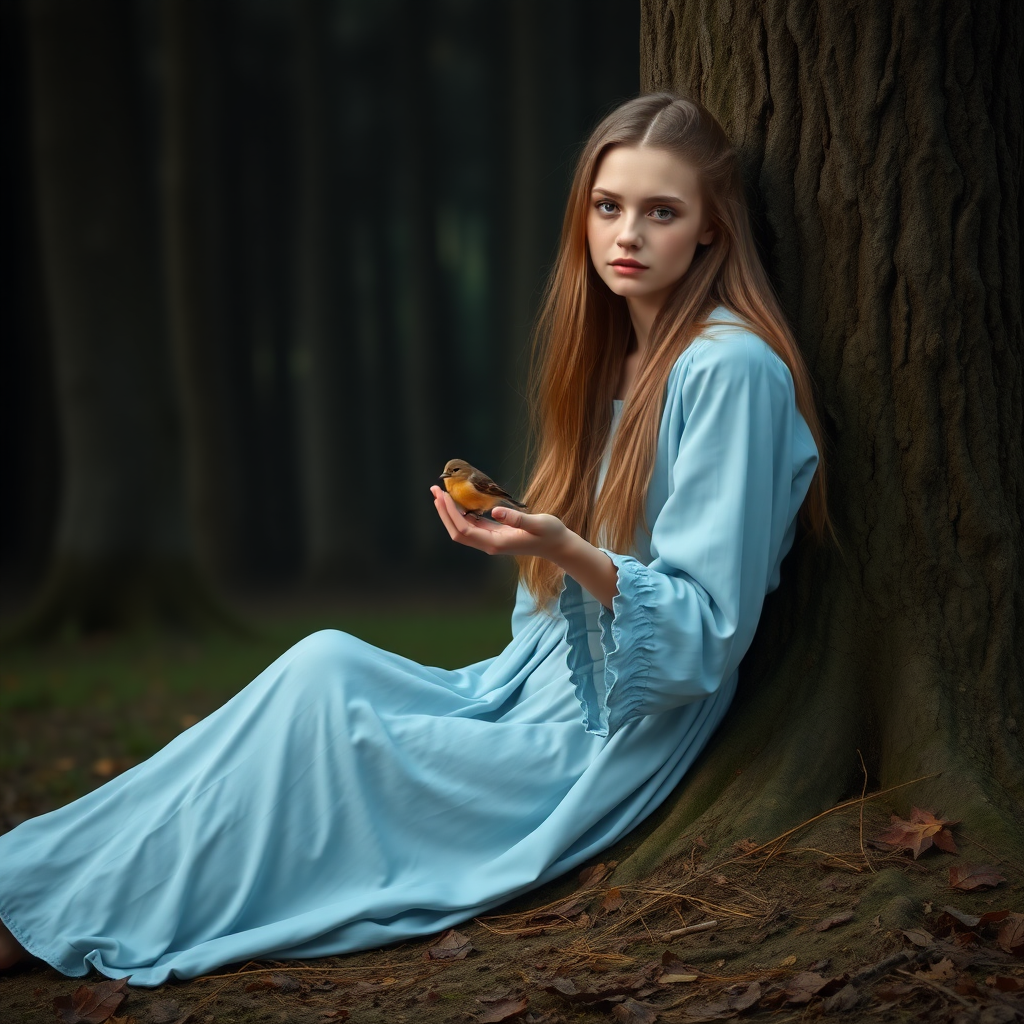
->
<box><xmin>3</xmin><ymin>800</ymin><xmax>1022</xmax><ymax>1024</ymax></box>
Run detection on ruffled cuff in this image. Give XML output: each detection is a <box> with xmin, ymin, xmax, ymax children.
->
<box><xmin>559</xmin><ymin>551</ymin><xmax>658</xmax><ymax>738</ymax></box>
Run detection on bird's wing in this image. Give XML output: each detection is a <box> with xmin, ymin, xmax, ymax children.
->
<box><xmin>469</xmin><ymin>472</ymin><xmax>527</xmax><ymax>507</ymax></box>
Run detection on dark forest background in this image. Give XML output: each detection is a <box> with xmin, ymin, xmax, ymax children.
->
<box><xmin>0</xmin><ymin>0</ymin><xmax>640</xmax><ymax>622</ymax></box>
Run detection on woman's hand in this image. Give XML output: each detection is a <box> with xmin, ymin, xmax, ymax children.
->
<box><xmin>430</xmin><ymin>485</ymin><xmax>620</xmax><ymax>607</ymax></box>
<box><xmin>430</xmin><ymin>486</ymin><xmax>570</xmax><ymax>560</ymax></box>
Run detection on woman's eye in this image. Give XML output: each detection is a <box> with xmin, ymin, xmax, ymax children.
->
<box><xmin>596</xmin><ymin>201</ymin><xmax>617</xmax><ymax>214</ymax></box>
<box><xmin>651</xmin><ymin>207</ymin><xmax>674</xmax><ymax>221</ymax></box>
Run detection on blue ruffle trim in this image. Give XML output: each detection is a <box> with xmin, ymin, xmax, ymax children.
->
<box><xmin>559</xmin><ymin>552</ymin><xmax>658</xmax><ymax>738</ymax></box>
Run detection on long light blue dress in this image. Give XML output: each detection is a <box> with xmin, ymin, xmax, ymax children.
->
<box><xmin>0</xmin><ymin>311</ymin><xmax>818</xmax><ymax>986</ymax></box>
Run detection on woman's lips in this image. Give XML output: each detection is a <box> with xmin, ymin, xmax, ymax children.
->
<box><xmin>610</xmin><ymin>259</ymin><xmax>648</xmax><ymax>276</ymax></box>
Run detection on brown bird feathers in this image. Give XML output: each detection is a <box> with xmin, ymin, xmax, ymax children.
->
<box><xmin>439</xmin><ymin>459</ymin><xmax>528</xmax><ymax>517</ymax></box>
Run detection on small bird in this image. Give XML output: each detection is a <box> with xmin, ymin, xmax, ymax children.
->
<box><xmin>439</xmin><ymin>459</ymin><xmax>529</xmax><ymax>518</ymax></box>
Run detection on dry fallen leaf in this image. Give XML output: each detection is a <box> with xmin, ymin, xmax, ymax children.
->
<box><xmin>902</xmin><ymin>927</ymin><xmax>934</xmax><ymax>947</ymax></box>
<box><xmin>778</xmin><ymin>954</ymin><xmax>797</xmax><ymax>967</ymax></box>
<box><xmin>424</xmin><ymin>928</ymin><xmax>473</xmax><ymax>960</ymax></box>
<box><xmin>871</xmin><ymin>807</ymin><xmax>958</xmax><ymax>859</ymax></box>
<box><xmin>987</xmin><ymin>975</ymin><xmax>1024</xmax><ymax>992</ymax></box>
<box><xmin>729</xmin><ymin>981</ymin><xmax>761</xmax><ymax>1011</ymax></box>
<box><xmin>921</xmin><ymin>957</ymin><xmax>957</xmax><ymax>981</ymax></box>
<box><xmin>532</xmin><ymin>897</ymin><xmax>588</xmax><ymax>923</ymax></box>
<box><xmin>578</xmin><ymin>861</ymin><xmax>617</xmax><ymax>888</ymax></box>
<box><xmin>814</xmin><ymin>911</ymin><xmax>854</xmax><ymax>932</ymax></box>
<box><xmin>782</xmin><ymin>972</ymin><xmax>828</xmax><ymax>1005</ymax></box>
<box><xmin>611</xmin><ymin>998</ymin><xmax>658</xmax><ymax>1023</ymax></box>
<box><xmin>52</xmin><ymin>978</ymin><xmax>128</xmax><ymax>1024</ymax></box>
<box><xmin>600</xmin><ymin>887</ymin><xmax>624</xmax><ymax>914</ymax></box>
<box><xmin>948</xmin><ymin>863</ymin><xmax>1007</xmax><ymax>891</ymax></box>
<box><xmin>475</xmin><ymin>994</ymin><xmax>530</xmax><ymax>1022</ymax></box>
<box><xmin>997</xmin><ymin>912</ymin><xmax>1024</xmax><ymax>955</ymax></box>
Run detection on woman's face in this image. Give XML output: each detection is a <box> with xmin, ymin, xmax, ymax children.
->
<box><xmin>586</xmin><ymin>145</ymin><xmax>714</xmax><ymax>315</ymax></box>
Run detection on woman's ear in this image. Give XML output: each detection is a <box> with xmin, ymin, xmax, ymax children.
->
<box><xmin>699</xmin><ymin>221</ymin><xmax>716</xmax><ymax>246</ymax></box>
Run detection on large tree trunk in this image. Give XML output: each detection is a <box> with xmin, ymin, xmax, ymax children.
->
<box><xmin>159</xmin><ymin>0</ymin><xmax>250</xmax><ymax>591</ymax></box>
<box><xmin>289</xmin><ymin>0</ymin><xmax>365</xmax><ymax>584</ymax></box>
<box><xmin>618</xmin><ymin>0</ymin><xmax>1024</xmax><ymax>880</ymax></box>
<box><xmin>13</xmin><ymin>0</ymin><xmax>224</xmax><ymax>638</ymax></box>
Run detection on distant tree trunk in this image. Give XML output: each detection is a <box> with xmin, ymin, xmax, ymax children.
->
<box><xmin>502</xmin><ymin>0</ymin><xmax>543</xmax><ymax>487</ymax></box>
<box><xmin>619</xmin><ymin>0</ymin><xmax>1024</xmax><ymax>878</ymax></box>
<box><xmin>290</xmin><ymin>0</ymin><xmax>361</xmax><ymax>583</ymax></box>
<box><xmin>159</xmin><ymin>0</ymin><xmax>249</xmax><ymax>589</ymax></box>
<box><xmin>14</xmin><ymin>0</ymin><xmax>225</xmax><ymax>638</ymax></box>
<box><xmin>393</xmin><ymin>0</ymin><xmax>444</xmax><ymax>561</ymax></box>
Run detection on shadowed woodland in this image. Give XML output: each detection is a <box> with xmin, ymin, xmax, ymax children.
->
<box><xmin>2</xmin><ymin>1</ymin><xmax>1023</xmax><ymax>1022</ymax></box>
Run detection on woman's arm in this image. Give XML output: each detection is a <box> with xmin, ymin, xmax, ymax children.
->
<box><xmin>430</xmin><ymin>487</ymin><xmax>619</xmax><ymax>608</ymax></box>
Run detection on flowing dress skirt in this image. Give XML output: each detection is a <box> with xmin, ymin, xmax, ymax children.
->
<box><xmin>0</xmin><ymin>604</ymin><xmax>735</xmax><ymax>986</ymax></box>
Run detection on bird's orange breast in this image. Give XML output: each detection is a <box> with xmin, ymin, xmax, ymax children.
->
<box><xmin>444</xmin><ymin>477</ymin><xmax>493</xmax><ymax>511</ymax></box>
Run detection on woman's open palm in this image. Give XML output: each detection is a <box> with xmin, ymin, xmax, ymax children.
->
<box><xmin>430</xmin><ymin>486</ymin><xmax>567</xmax><ymax>559</ymax></box>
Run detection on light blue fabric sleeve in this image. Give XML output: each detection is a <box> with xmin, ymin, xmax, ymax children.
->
<box><xmin>559</xmin><ymin>325</ymin><xmax>819</xmax><ymax>738</ymax></box>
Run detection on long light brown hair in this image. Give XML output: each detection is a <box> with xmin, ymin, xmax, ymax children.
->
<box><xmin>519</xmin><ymin>93</ymin><xmax>830</xmax><ymax>605</ymax></box>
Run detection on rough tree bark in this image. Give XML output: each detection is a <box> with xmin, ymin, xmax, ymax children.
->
<box><xmin>13</xmin><ymin>0</ymin><xmax>226</xmax><ymax>638</ymax></box>
<box><xmin>616</xmin><ymin>0</ymin><xmax>1023</xmax><ymax>880</ymax></box>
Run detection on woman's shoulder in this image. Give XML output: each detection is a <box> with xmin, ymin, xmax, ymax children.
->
<box><xmin>668</xmin><ymin>307</ymin><xmax>794</xmax><ymax>397</ymax></box>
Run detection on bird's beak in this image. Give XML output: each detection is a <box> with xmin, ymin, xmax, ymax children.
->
<box><xmin>439</xmin><ymin>471</ymin><xmax>451</xmax><ymax>479</ymax></box>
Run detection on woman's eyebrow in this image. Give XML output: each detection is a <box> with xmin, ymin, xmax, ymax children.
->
<box><xmin>591</xmin><ymin>187</ymin><xmax>688</xmax><ymax>205</ymax></box>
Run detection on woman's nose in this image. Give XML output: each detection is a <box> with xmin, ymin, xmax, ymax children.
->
<box><xmin>616</xmin><ymin>215</ymin><xmax>642</xmax><ymax>249</ymax></box>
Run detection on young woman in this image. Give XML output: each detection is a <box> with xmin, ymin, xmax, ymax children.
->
<box><xmin>0</xmin><ymin>93</ymin><xmax>826</xmax><ymax>984</ymax></box>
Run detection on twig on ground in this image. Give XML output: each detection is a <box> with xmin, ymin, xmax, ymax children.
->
<box><xmin>658</xmin><ymin>919</ymin><xmax>718</xmax><ymax>941</ymax></box>
<box><xmin>857</xmin><ymin>749</ymin><xmax>876</xmax><ymax>873</ymax></box>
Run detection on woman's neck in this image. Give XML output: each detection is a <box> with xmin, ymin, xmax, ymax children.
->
<box><xmin>626</xmin><ymin>296</ymin><xmax>659</xmax><ymax>353</ymax></box>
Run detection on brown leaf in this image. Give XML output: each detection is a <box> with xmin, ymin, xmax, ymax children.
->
<box><xmin>476</xmin><ymin>995</ymin><xmax>530</xmax><ymax>1022</ymax></box>
<box><xmin>729</xmin><ymin>981</ymin><xmax>761</xmax><ymax>1011</ymax></box>
<box><xmin>425</xmin><ymin>928</ymin><xmax>473</xmax><ymax>960</ymax></box>
<box><xmin>987</xmin><ymin>976</ymin><xmax>1024</xmax><ymax>992</ymax></box>
<box><xmin>782</xmin><ymin>972</ymin><xmax>828</xmax><ymax>1005</ymax></box>
<box><xmin>612</xmin><ymin>999</ymin><xmax>658</xmax><ymax>1023</ymax></box>
<box><xmin>902</xmin><ymin>927</ymin><xmax>935</xmax><ymax>947</ymax></box>
<box><xmin>871</xmin><ymin>807</ymin><xmax>958</xmax><ymax>859</ymax></box>
<box><xmin>978</xmin><ymin>909</ymin><xmax>1011</xmax><ymax>926</ymax></box>
<box><xmin>53</xmin><ymin>978</ymin><xmax>129</xmax><ymax>1024</ymax></box>
<box><xmin>733</xmin><ymin>838</ymin><xmax>759</xmax><ymax>854</ymax></box>
<box><xmin>948</xmin><ymin>863</ymin><xmax>1007</xmax><ymax>891</ymax></box>
<box><xmin>922</xmin><ymin>957</ymin><xmax>957</xmax><ymax>980</ymax></box>
<box><xmin>997</xmin><ymin>912</ymin><xmax>1024</xmax><ymax>955</ymax></box>
<box><xmin>814</xmin><ymin>912</ymin><xmax>854</xmax><ymax>932</ymax></box>
<box><xmin>542</xmin><ymin>974</ymin><xmax>647</xmax><ymax>1006</ymax></box>
<box><xmin>147</xmin><ymin>1000</ymin><xmax>180</xmax><ymax>1024</ymax></box>
<box><xmin>319</xmin><ymin>1010</ymin><xmax>349</xmax><ymax>1021</ymax></box>
<box><xmin>578</xmin><ymin>861</ymin><xmax>617</xmax><ymax>888</ymax></box>
<box><xmin>532</xmin><ymin>897</ymin><xmax>587</xmax><ymax>923</ymax></box>
<box><xmin>821</xmin><ymin>983</ymin><xmax>862</xmax><ymax>1012</ymax></box>
<box><xmin>938</xmin><ymin>905</ymin><xmax>981</xmax><ymax>930</ymax></box>
<box><xmin>600</xmin><ymin>886</ymin><xmax>624</xmax><ymax>914</ymax></box>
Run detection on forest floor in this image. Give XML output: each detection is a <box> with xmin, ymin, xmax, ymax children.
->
<box><xmin>1</xmin><ymin>594</ymin><xmax>1021</xmax><ymax>1024</ymax></box>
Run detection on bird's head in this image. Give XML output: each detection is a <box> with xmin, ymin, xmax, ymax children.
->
<box><xmin>440</xmin><ymin>459</ymin><xmax>472</xmax><ymax>481</ymax></box>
